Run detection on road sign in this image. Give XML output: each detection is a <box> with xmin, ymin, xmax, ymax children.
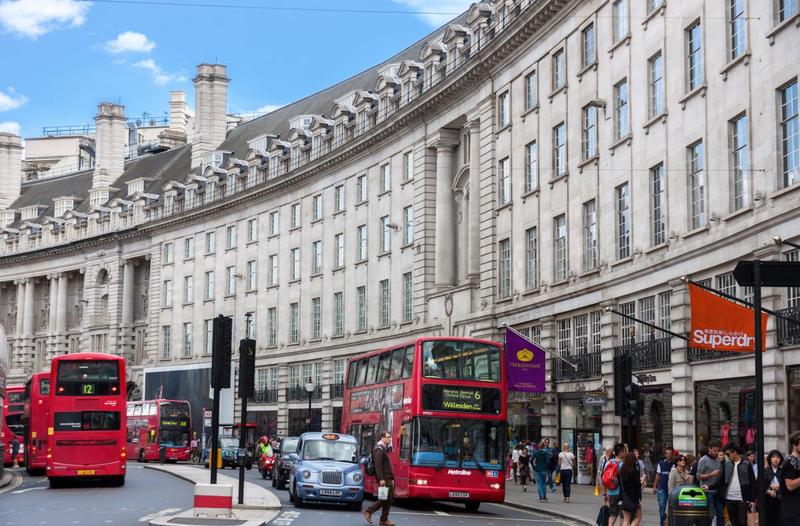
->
<box><xmin>734</xmin><ymin>260</ymin><xmax>800</xmax><ymax>287</ymax></box>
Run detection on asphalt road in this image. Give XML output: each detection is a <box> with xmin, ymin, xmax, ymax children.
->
<box><xmin>246</xmin><ymin>468</ymin><xmax>574</xmax><ymax>526</ymax></box>
<box><xmin>0</xmin><ymin>465</ymin><xmax>194</xmax><ymax>526</ymax></box>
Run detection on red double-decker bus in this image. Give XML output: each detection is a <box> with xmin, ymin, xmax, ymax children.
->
<box><xmin>342</xmin><ymin>337</ymin><xmax>507</xmax><ymax>512</ymax></box>
<box><xmin>47</xmin><ymin>352</ymin><xmax>127</xmax><ymax>487</ymax></box>
<box><xmin>3</xmin><ymin>385</ymin><xmax>25</xmax><ymax>466</ymax></box>
<box><xmin>24</xmin><ymin>372</ymin><xmax>51</xmax><ymax>474</ymax></box>
<box><xmin>126</xmin><ymin>399</ymin><xmax>191</xmax><ymax>462</ymax></box>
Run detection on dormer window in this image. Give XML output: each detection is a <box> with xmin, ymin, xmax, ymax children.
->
<box><xmin>211</xmin><ymin>152</ymin><xmax>224</xmax><ymax>168</ymax></box>
<box><xmin>291</xmin><ymin>147</ymin><xmax>300</xmax><ymax>168</ymax></box>
<box><xmin>227</xmin><ymin>173</ymin><xmax>236</xmax><ymax>196</ymax></box>
<box><xmin>90</xmin><ymin>190</ymin><xmax>109</xmax><ymax>208</ymax></box>
<box><xmin>334</xmin><ymin>123</ymin><xmax>344</xmax><ymax>146</ymax></box>
<box><xmin>248</xmin><ymin>135</ymin><xmax>268</xmax><ymax>152</ymax></box>
<box><xmin>403</xmin><ymin>81</ymin><xmax>413</xmax><ymax>104</ymax></box>
<box><xmin>128</xmin><ymin>179</ymin><xmax>145</xmax><ymax>196</ymax></box>
<box><xmin>185</xmin><ymin>188</ymin><xmax>195</xmax><ymax>208</ymax></box>
<box><xmin>270</xmin><ymin>156</ymin><xmax>279</xmax><ymax>179</ymax></box>
<box><xmin>357</xmin><ymin>111</ymin><xmax>367</xmax><ymax>134</ymax></box>
<box><xmin>54</xmin><ymin>199</ymin><xmax>74</xmax><ymax>217</ymax></box>
<box><xmin>0</xmin><ymin>210</ymin><xmax>15</xmax><ymax>227</ymax></box>
<box><xmin>21</xmin><ymin>206</ymin><xmax>39</xmax><ymax>220</ymax></box>
<box><xmin>312</xmin><ymin>135</ymin><xmax>321</xmax><ymax>157</ymax></box>
<box><xmin>164</xmin><ymin>193</ymin><xmax>174</xmax><ymax>214</ymax></box>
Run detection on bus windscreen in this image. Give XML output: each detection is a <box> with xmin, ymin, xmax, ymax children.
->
<box><xmin>56</xmin><ymin>361</ymin><xmax>120</xmax><ymax>396</ymax></box>
<box><xmin>159</xmin><ymin>402</ymin><xmax>190</xmax><ymax>447</ymax></box>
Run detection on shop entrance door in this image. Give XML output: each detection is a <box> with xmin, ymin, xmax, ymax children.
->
<box><xmin>574</xmin><ymin>430</ymin><xmax>601</xmax><ymax>485</ymax></box>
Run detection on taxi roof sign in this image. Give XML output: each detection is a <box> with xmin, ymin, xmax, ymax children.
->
<box><xmin>322</xmin><ymin>433</ymin><xmax>340</xmax><ymax>440</ymax></box>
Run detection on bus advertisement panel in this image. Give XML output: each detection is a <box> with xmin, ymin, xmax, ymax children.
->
<box><xmin>3</xmin><ymin>385</ymin><xmax>25</xmax><ymax>466</ymax></box>
<box><xmin>0</xmin><ymin>325</ymin><xmax>7</xmax><ymax>477</ymax></box>
<box><xmin>24</xmin><ymin>372</ymin><xmax>51</xmax><ymax>473</ymax></box>
<box><xmin>47</xmin><ymin>353</ymin><xmax>127</xmax><ymax>487</ymax></box>
<box><xmin>127</xmin><ymin>399</ymin><xmax>191</xmax><ymax>462</ymax></box>
<box><xmin>342</xmin><ymin>337</ymin><xmax>507</xmax><ymax>513</ymax></box>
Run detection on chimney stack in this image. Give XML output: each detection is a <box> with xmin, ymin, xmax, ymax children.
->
<box><xmin>169</xmin><ymin>90</ymin><xmax>189</xmax><ymax>135</ymax></box>
<box><xmin>0</xmin><ymin>132</ymin><xmax>23</xmax><ymax>210</ymax></box>
<box><xmin>93</xmin><ymin>102</ymin><xmax>126</xmax><ymax>189</ymax></box>
<box><xmin>192</xmin><ymin>63</ymin><xmax>229</xmax><ymax>168</ymax></box>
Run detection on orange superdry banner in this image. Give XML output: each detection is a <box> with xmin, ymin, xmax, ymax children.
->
<box><xmin>689</xmin><ymin>283</ymin><xmax>768</xmax><ymax>352</ymax></box>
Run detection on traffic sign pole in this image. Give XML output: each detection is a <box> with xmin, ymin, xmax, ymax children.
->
<box><xmin>753</xmin><ymin>261</ymin><xmax>765</xmax><ymax>526</ymax></box>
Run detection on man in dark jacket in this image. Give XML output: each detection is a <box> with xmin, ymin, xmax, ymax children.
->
<box><xmin>719</xmin><ymin>443</ymin><xmax>756</xmax><ymax>526</ymax></box>
<box><xmin>364</xmin><ymin>431</ymin><xmax>395</xmax><ymax>526</ymax></box>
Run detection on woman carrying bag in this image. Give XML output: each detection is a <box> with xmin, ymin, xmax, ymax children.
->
<box><xmin>763</xmin><ymin>450</ymin><xmax>783</xmax><ymax>526</ymax></box>
<box><xmin>558</xmin><ymin>442</ymin><xmax>576</xmax><ymax>502</ymax></box>
<box><xmin>518</xmin><ymin>447</ymin><xmax>531</xmax><ymax>493</ymax></box>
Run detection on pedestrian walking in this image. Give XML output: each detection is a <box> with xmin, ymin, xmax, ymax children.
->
<box><xmin>763</xmin><ymin>449</ymin><xmax>783</xmax><ymax>526</ymax></box>
<box><xmin>697</xmin><ymin>441</ymin><xmax>725</xmax><ymax>526</ymax></box>
<box><xmin>547</xmin><ymin>440</ymin><xmax>559</xmax><ymax>492</ymax></box>
<box><xmin>10</xmin><ymin>436</ymin><xmax>20</xmax><ymax>468</ymax></box>
<box><xmin>781</xmin><ymin>432</ymin><xmax>800</xmax><ymax>526</ymax></box>
<box><xmin>512</xmin><ymin>445</ymin><xmax>521</xmax><ymax>485</ymax></box>
<box><xmin>618</xmin><ymin>452</ymin><xmax>642</xmax><ymax>526</ymax></box>
<box><xmin>363</xmin><ymin>431</ymin><xmax>395</xmax><ymax>526</ymax></box>
<box><xmin>652</xmin><ymin>448</ymin><xmax>674</xmax><ymax>526</ymax></box>
<box><xmin>718</xmin><ymin>442</ymin><xmax>756</xmax><ymax>526</ymax></box>
<box><xmin>604</xmin><ymin>443</ymin><xmax>626</xmax><ymax>526</ymax></box>
<box><xmin>668</xmin><ymin>454</ymin><xmax>694</xmax><ymax>493</ymax></box>
<box><xmin>533</xmin><ymin>442</ymin><xmax>550</xmax><ymax>501</ymax></box>
<box><xmin>559</xmin><ymin>442</ymin><xmax>576</xmax><ymax>502</ymax></box>
<box><xmin>518</xmin><ymin>446</ymin><xmax>531</xmax><ymax>492</ymax></box>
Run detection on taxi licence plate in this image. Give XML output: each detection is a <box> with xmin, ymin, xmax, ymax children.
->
<box><xmin>77</xmin><ymin>470</ymin><xmax>96</xmax><ymax>475</ymax></box>
<box><xmin>320</xmin><ymin>489</ymin><xmax>342</xmax><ymax>496</ymax></box>
<box><xmin>449</xmin><ymin>491</ymin><xmax>470</xmax><ymax>498</ymax></box>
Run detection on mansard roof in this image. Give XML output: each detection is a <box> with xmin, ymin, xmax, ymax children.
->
<box><xmin>466</xmin><ymin>3</ymin><xmax>493</xmax><ymax>25</ymax></box>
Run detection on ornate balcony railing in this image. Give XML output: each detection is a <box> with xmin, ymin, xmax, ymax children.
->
<box><xmin>286</xmin><ymin>386</ymin><xmax>322</xmax><ymax>402</ymax></box>
<box><xmin>687</xmin><ymin>347</ymin><xmax>735</xmax><ymax>362</ymax></box>
<box><xmin>249</xmin><ymin>388</ymin><xmax>279</xmax><ymax>404</ymax></box>
<box><xmin>553</xmin><ymin>350</ymin><xmax>602</xmax><ymax>381</ymax></box>
<box><xmin>330</xmin><ymin>383</ymin><xmax>345</xmax><ymax>399</ymax></box>
<box><xmin>778</xmin><ymin>306</ymin><xmax>800</xmax><ymax>346</ymax></box>
<box><xmin>613</xmin><ymin>337</ymin><xmax>672</xmax><ymax>371</ymax></box>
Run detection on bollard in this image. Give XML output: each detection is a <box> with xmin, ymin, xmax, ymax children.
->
<box><xmin>193</xmin><ymin>483</ymin><xmax>234</xmax><ymax>518</ymax></box>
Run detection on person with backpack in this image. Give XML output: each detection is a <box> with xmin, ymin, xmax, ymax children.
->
<box><xmin>363</xmin><ymin>431</ymin><xmax>395</xmax><ymax>526</ymax></box>
<box><xmin>533</xmin><ymin>442</ymin><xmax>550</xmax><ymax>501</ymax></box>
<box><xmin>619</xmin><ymin>452</ymin><xmax>643</xmax><ymax>526</ymax></box>
<box><xmin>602</xmin><ymin>443</ymin><xmax>626</xmax><ymax>526</ymax></box>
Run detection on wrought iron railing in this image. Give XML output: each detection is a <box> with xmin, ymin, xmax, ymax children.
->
<box><xmin>286</xmin><ymin>386</ymin><xmax>322</xmax><ymax>402</ymax></box>
<box><xmin>553</xmin><ymin>350</ymin><xmax>602</xmax><ymax>381</ymax></box>
<box><xmin>249</xmin><ymin>388</ymin><xmax>279</xmax><ymax>404</ymax></box>
<box><xmin>687</xmin><ymin>347</ymin><xmax>735</xmax><ymax>362</ymax></box>
<box><xmin>613</xmin><ymin>337</ymin><xmax>672</xmax><ymax>371</ymax></box>
<box><xmin>778</xmin><ymin>306</ymin><xmax>800</xmax><ymax>346</ymax></box>
<box><xmin>330</xmin><ymin>383</ymin><xmax>345</xmax><ymax>399</ymax></box>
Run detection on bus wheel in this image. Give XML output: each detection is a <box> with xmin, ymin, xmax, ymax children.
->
<box><xmin>48</xmin><ymin>478</ymin><xmax>63</xmax><ymax>489</ymax></box>
<box><xmin>464</xmin><ymin>502</ymin><xmax>480</xmax><ymax>513</ymax></box>
<box><xmin>109</xmin><ymin>476</ymin><xmax>125</xmax><ymax>487</ymax></box>
<box><xmin>138</xmin><ymin>450</ymin><xmax>146</xmax><ymax>463</ymax></box>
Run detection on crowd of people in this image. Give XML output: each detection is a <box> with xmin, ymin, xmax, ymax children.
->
<box><xmin>509</xmin><ymin>432</ymin><xmax>800</xmax><ymax>526</ymax></box>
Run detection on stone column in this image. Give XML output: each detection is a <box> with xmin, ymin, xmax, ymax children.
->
<box><xmin>467</xmin><ymin>119</ymin><xmax>481</xmax><ymax>279</ymax></box>
<box><xmin>56</xmin><ymin>274</ymin><xmax>68</xmax><ymax>334</ymax></box>
<box><xmin>539</xmin><ymin>316</ymin><xmax>558</xmax><ymax>441</ymax></box>
<box><xmin>668</xmin><ymin>278</ymin><xmax>694</xmax><ymax>453</ymax></box>
<box><xmin>48</xmin><ymin>275</ymin><xmax>59</xmax><ymax>334</ymax></box>
<box><xmin>23</xmin><ymin>278</ymin><xmax>34</xmax><ymax>337</ymax></box>
<box><xmin>599</xmin><ymin>300</ymin><xmax>620</xmax><ymax>448</ymax></box>
<box><xmin>432</xmin><ymin>129</ymin><xmax>459</xmax><ymax>287</ymax></box>
<box><xmin>121</xmin><ymin>260</ymin><xmax>134</xmax><ymax>327</ymax></box>
<box><xmin>15</xmin><ymin>279</ymin><xmax>25</xmax><ymax>336</ymax></box>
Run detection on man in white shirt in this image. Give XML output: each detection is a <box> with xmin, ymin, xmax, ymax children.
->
<box><xmin>721</xmin><ymin>443</ymin><xmax>756</xmax><ymax>526</ymax></box>
<box><xmin>512</xmin><ymin>446</ymin><xmax>521</xmax><ymax>484</ymax></box>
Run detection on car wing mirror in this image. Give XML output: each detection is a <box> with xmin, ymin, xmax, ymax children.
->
<box><xmin>289</xmin><ymin>453</ymin><xmax>300</xmax><ymax>461</ymax></box>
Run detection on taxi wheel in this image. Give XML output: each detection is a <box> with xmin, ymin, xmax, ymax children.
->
<box><xmin>465</xmin><ymin>502</ymin><xmax>480</xmax><ymax>513</ymax></box>
<box><xmin>349</xmin><ymin>499</ymin><xmax>364</xmax><ymax>510</ymax></box>
<box><xmin>138</xmin><ymin>449</ymin><xmax>146</xmax><ymax>463</ymax></box>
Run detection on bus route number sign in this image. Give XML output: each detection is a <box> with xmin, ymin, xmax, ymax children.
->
<box><xmin>81</xmin><ymin>384</ymin><xmax>95</xmax><ymax>395</ymax></box>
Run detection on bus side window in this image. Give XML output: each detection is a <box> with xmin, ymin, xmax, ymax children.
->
<box><xmin>399</xmin><ymin>421</ymin><xmax>412</xmax><ymax>461</ymax></box>
<box><xmin>356</xmin><ymin>358</ymin><xmax>368</xmax><ymax>387</ymax></box>
<box><xmin>402</xmin><ymin>346</ymin><xmax>415</xmax><ymax>379</ymax></box>
<box><xmin>388</xmin><ymin>348</ymin><xmax>404</xmax><ymax>381</ymax></box>
<box><xmin>347</xmin><ymin>361</ymin><xmax>358</xmax><ymax>388</ymax></box>
<box><xmin>360</xmin><ymin>425</ymin><xmax>374</xmax><ymax>458</ymax></box>
<box><xmin>365</xmin><ymin>355</ymin><xmax>380</xmax><ymax>385</ymax></box>
<box><xmin>376</xmin><ymin>352</ymin><xmax>390</xmax><ymax>384</ymax></box>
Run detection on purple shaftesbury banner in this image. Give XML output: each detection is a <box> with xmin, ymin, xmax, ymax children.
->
<box><xmin>505</xmin><ymin>327</ymin><xmax>546</xmax><ymax>393</ymax></box>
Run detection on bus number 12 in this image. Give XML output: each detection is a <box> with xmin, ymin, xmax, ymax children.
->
<box><xmin>82</xmin><ymin>384</ymin><xmax>95</xmax><ymax>395</ymax></box>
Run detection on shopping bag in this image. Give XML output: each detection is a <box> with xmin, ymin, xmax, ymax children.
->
<box><xmin>747</xmin><ymin>510</ymin><xmax>759</xmax><ymax>526</ymax></box>
<box><xmin>595</xmin><ymin>505</ymin><xmax>610</xmax><ymax>526</ymax></box>
<box><xmin>378</xmin><ymin>486</ymin><xmax>389</xmax><ymax>501</ymax></box>
<box><xmin>555</xmin><ymin>471</ymin><xmax>561</xmax><ymax>485</ymax></box>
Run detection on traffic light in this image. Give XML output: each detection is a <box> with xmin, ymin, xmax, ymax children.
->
<box><xmin>211</xmin><ymin>315</ymin><xmax>232</xmax><ymax>389</ymax></box>
<box><xmin>613</xmin><ymin>354</ymin><xmax>632</xmax><ymax>417</ymax></box>
<box><xmin>623</xmin><ymin>384</ymin><xmax>642</xmax><ymax>419</ymax></box>
<box><xmin>238</xmin><ymin>338</ymin><xmax>256</xmax><ymax>399</ymax></box>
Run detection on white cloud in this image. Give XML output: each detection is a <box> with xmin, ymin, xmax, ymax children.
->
<box><xmin>0</xmin><ymin>0</ymin><xmax>89</xmax><ymax>39</ymax></box>
<box><xmin>255</xmin><ymin>104</ymin><xmax>282</xmax><ymax>114</ymax></box>
<box><xmin>0</xmin><ymin>121</ymin><xmax>21</xmax><ymax>135</ymax></box>
<box><xmin>0</xmin><ymin>87</ymin><xmax>27</xmax><ymax>111</ymax></box>
<box><xmin>390</xmin><ymin>0</ymin><xmax>470</xmax><ymax>26</ymax></box>
<box><xmin>105</xmin><ymin>31</ymin><xmax>155</xmax><ymax>54</ymax></box>
<box><xmin>133</xmin><ymin>59</ymin><xmax>187</xmax><ymax>86</ymax></box>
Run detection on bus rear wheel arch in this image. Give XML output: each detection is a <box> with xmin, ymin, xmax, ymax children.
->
<box><xmin>464</xmin><ymin>501</ymin><xmax>480</xmax><ymax>512</ymax></box>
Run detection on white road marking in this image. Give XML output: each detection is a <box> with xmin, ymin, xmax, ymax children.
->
<box><xmin>270</xmin><ymin>510</ymin><xmax>301</xmax><ymax>526</ymax></box>
<box><xmin>11</xmin><ymin>487</ymin><xmax>46</xmax><ymax>494</ymax></box>
<box><xmin>391</xmin><ymin>510</ymin><xmax>561</xmax><ymax>523</ymax></box>
<box><xmin>433</xmin><ymin>510</ymin><xmax>450</xmax><ymax>516</ymax></box>
<box><xmin>138</xmin><ymin>508</ymin><xmax>182</xmax><ymax>522</ymax></box>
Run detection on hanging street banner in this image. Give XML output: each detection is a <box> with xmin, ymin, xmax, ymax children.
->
<box><xmin>505</xmin><ymin>327</ymin><xmax>546</xmax><ymax>392</ymax></box>
<box><xmin>688</xmin><ymin>283</ymin><xmax>768</xmax><ymax>352</ymax></box>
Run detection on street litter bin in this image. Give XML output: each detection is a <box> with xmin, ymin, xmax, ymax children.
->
<box><xmin>159</xmin><ymin>445</ymin><xmax>167</xmax><ymax>464</ymax></box>
<box><xmin>669</xmin><ymin>485</ymin><xmax>709</xmax><ymax>526</ymax></box>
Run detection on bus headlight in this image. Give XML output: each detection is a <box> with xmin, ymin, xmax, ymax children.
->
<box><xmin>302</xmin><ymin>470</ymin><xmax>311</xmax><ymax>480</ymax></box>
<box><xmin>352</xmin><ymin>472</ymin><xmax>363</xmax><ymax>483</ymax></box>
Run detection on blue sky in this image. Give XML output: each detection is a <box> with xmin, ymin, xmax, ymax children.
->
<box><xmin>0</xmin><ymin>0</ymin><xmax>471</xmax><ymax>139</ymax></box>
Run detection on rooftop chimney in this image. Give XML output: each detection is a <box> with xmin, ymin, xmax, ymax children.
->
<box><xmin>192</xmin><ymin>63</ymin><xmax>229</xmax><ymax>168</ymax></box>
<box><xmin>169</xmin><ymin>90</ymin><xmax>189</xmax><ymax>135</ymax></box>
<box><xmin>93</xmin><ymin>102</ymin><xmax>126</xmax><ymax>189</ymax></box>
<box><xmin>0</xmin><ymin>132</ymin><xmax>23</xmax><ymax>210</ymax></box>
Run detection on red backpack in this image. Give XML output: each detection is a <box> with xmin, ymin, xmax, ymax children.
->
<box><xmin>602</xmin><ymin>459</ymin><xmax>619</xmax><ymax>490</ymax></box>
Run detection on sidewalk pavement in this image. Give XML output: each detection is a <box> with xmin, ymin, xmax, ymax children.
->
<box><xmin>503</xmin><ymin>480</ymin><xmax>660</xmax><ymax>526</ymax></box>
<box><xmin>144</xmin><ymin>464</ymin><xmax>281</xmax><ymax>526</ymax></box>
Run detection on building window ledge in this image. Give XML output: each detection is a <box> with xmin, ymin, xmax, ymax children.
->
<box><xmin>579</xmin><ymin>269</ymin><xmax>600</xmax><ymax>278</ymax></box>
<box><xmin>521</xmin><ymin>188</ymin><xmax>539</xmax><ymax>203</ymax></box>
<box><xmin>679</xmin><ymin>85</ymin><xmax>707</xmax><ymax>110</ymax></box>
<box><xmin>355</xmin><ymin>200</ymin><xmax>369</xmax><ymax>208</ymax></box>
<box><xmin>399</xmin><ymin>320</ymin><xmax>413</xmax><ymax>327</ymax></box>
<box><xmin>522</xmin><ymin>287</ymin><xmax>540</xmax><ymax>297</ymax></box>
<box><xmin>308</xmin><ymin>338</ymin><xmax>322</xmax><ymax>344</ymax></box>
<box><xmin>267</xmin><ymin>234</ymin><xmax>279</xmax><ymax>240</ymax></box>
<box><xmin>332</xmin><ymin>266</ymin><xmax>345</xmax><ymax>274</ymax></box>
<box><xmin>288</xmin><ymin>279</ymin><xmax>301</xmax><ymax>285</ymax></box>
<box><xmin>162</xmin><ymin>305</ymin><xmax>173</xmax><ymax>310</ymax></box>
<box><xmin>353</xmin><ymin>330</ymin><xmax>367</xmax><ymax>335</ymax></box>
<box><xmin>400</xmin><ymin>178</ymin><xmax>414</xmax><ymax>188</ymax></box>
<box><xmin>310</xmin><ymin>272</ymin><xmax>323</xmax><ymax>280</ymax></box>
<box><xmin>289</xmin><ymin>226</ymin><xmax>301</xmax><ymax>233</ymax></box>
<box><xmin>550</xmin><ymin>279</ymin><xmax>569</xmax><ymax>288</ymax></box>
<box><xmin>643</xmin><ymin>112</ymin><xmax>668</xmax><ymax>134</ymax></box>
<box><xmin>333</xmin><ymin>209</ymin><xmax>346</xmax><ymax>217</ymax></box>
<box><xmin>225</xmin><ymin>246</ymin><xmax>237</xmax><ymax>252</ymax></box>
<box><xmin>184</xmin><ymin>257</ymin><xmax>195</xmax><ymax>262</ymax></box>
<box><xmin>576</xmin><ymin>62</ymin><xmax>597</xmax><ymax>82</ymax></box>
<box><xmin>495</xmin><ymin>123</ymin><xmax>512</xmax><ymax>136</ymax></box>
<box><xmin>609</xmin><ymin>134</ymin><xmax>632</xmax><ymax>154</ymax></box>
<box><xmin>548</xmin><ymin>85</ymin><xmax>567</xmax><ymax>102</ymax></box>
<box><xmin>607</xmin><ymin>34</ymin><xmax>631</xmax><ymax>58</ymax></box>
<box><xmin>267</xmin><ymin>284</ymin><xmax>279</xmax><ymax>290</ymax></box>
<box><xmin>204</xmin><ymin>298</ymin><xmax>214</xmax><ymax>303</ymax></box>
<box><xmin>495</xmin><ymin>296</ymin><xmax>513</xmax><ymax>304</ymax></box>
<box><xmin>377</xmin><ymin>251</ymin><xmax>391</xmax><ymax>260</ymax></box>
<box><xmin>224</xmin><ymin>294</ymin><xmax>236</xmax><ymax>299</ymax></box>
<box><xmin>681</xmin><ymin>225</ymin><xmax>710</xmax><ymax>239</ymax></box>
<box><xmin>377</xmin><ymin>190</ymin><xmax>392</xmax><ymax>199</ymax></box>
<box><xmin>400</xmin><ymin>242</ymin><xmax>414</xmax><ymax>252</ymax></box>
<box><xmin>182</xmin><ymin>302</ymin><xmax>193</xmax><ymax>307</ymax></box>
<box><xmin>642</xmin><ymin>4</ymin><xmax>666</xmax><ymax>30</ymax></box>
<box><xmin>644</xmin><ymin>242</ymin><xmax>669</xmax><ymax>255</ymax></box>
<box><xmin>355</xmin><ymin>259</ymin><xmax>368</xmax><ymax>267</ymax></box>
<box><xmin>496</xmin><ymin>202</ymin><xmax>512</xmax><ymax>214</ymax></box>
<box><xmin>548</xmin><ymin>173</ymin><xmax>568</xmax><ymax>188</ymax></box>
<box><xmin>578</xmin><ymin>155</ymin><xmax>599</xmax><ymax>172</ymax></box>
<box><xmin>311</xmin><ymin>218</ymin><xmax>323</xmax><ymax>225</ymax></box>
<box><xmin>723</xmin><ymin>205</ymin><xmax>754</xmax><ymax>222</ymax></box>
<box><xmin>521</xmin><ymin>105</ymin><xmax>539</xmax><ymax>121</ymax></box>
<box><xmin>245</xmin><ymin>240</ymin><xmax>257</xmax><ymax>246</ymax></box>
<box><xmin>610</xmin><ymin>256</ymin><xmax>633</xmax><ymax>269</ymax></box>
<box><xmin>331</xmin><ymin>334</ymin><xmax>344</xmax><ymax>340</ymax></box>
<box><xmin>769</xmin><ymin>181</ymin><xmax>800</xmax><ymax>200</ymax></box>
<box><xmin>767</xmin><ymin>12</ymin><xmax>800</xmax><ymax>46</ymax></box>
<box><xmin>720</xmin><ymin>51</ymin><xmax>751</xmax><ymax>81</ymax></box>
<box><xmin>376</xmin><ymin>325</ymin><xmax>391</xmax><ymax>331</ymax></box>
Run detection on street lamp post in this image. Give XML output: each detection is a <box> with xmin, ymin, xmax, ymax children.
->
<box><xmin>305</xmin><ymin>377</ymin><xmax>315</xmax><ymax>433</ymax></box>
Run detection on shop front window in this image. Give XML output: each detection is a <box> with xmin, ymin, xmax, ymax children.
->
<box><xmin>695</xmin><ymin>377</ymin><xmax>756</xmax><ymax>452</ymax></box>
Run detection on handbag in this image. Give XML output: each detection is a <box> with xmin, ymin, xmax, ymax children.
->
<box><xmin>555</xmin><ymin>471</ymin><xmax>561</xmax><ymax>484</ymax></box>
<box><xmin>595</xmin><ymin>504</ymin><xmax>610</xmax><ymax>526</ymax></box>
<box><xmin>377</xmin><ymin>486</ymin><xmax>389</xmax><ymax>501</ymax></box>
<box><xmin>747</xmin><ymin>510</ymin><xmax>759</xmax><ymax>526</ymax></box>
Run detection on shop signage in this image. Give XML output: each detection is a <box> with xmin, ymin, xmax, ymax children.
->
<box><xmin>504</xmin><ymin>327</ymin><xmax>546</xmax><ymax>392</ymax></box>
<box><xmin>582</xmin><ymin>394</ymin><xmax>607</xmax><ymax>406</ymax></box>
<box><xmin>637</xmin><ymin>374</ymin><xmax>657</xmax><ymax>384</ymax></box>
<box><xmin>688</xmin><ymin>283</ymin><xmax>767</xmax><ymax>352</ymax></box>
